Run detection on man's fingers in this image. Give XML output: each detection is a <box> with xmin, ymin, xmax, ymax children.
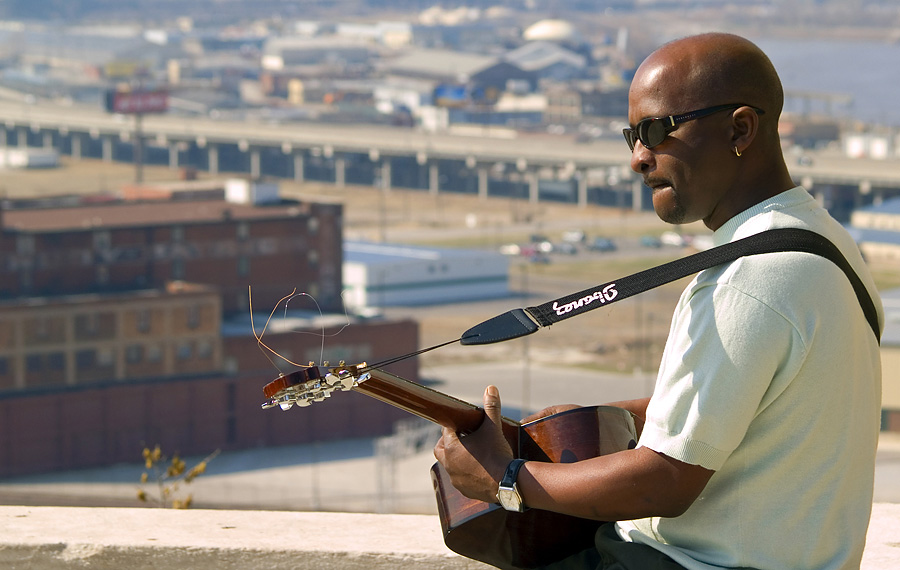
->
<box><xmin>434</xmin><ymin>427</ymin><xmax>454</xmax><ymax>460</ymax></box>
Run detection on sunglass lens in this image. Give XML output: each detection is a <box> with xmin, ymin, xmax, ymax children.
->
<box><xmin>640</xmin><ymin>119</ymin><xmax>667</xmax><ymax>149</ymax></box>
<box><xmin>623</xmin><ymin>129</ymin><xmax>636</xmax><ymax>151</ymax></box>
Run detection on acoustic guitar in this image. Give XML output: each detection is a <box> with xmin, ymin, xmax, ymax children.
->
<box><xmin>262</xmin><ymin>363</ymin><xmax>638</xmax><ymax>570</ymax></box>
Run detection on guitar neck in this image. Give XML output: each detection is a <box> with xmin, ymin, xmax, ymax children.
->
<box><xmin>352</xmin><ymin>368</ymin><xmax>518</xmax><ymax>435</ymax></box>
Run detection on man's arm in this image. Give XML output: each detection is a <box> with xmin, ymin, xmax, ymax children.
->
<box><xmin>434</xmin><ymin>387</ymin><xmax>712</xmax><ymax>522</ymax></box>
<box><xmin>517</xmin><ymin>445</ymin><xmax>713</xmax><ymax>520</ymax></box>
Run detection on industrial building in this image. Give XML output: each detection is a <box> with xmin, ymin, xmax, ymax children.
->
<box><xmin>342</xmin><ymin>241</ymin><xmax>509</xmax><ymax>311</ymax></box>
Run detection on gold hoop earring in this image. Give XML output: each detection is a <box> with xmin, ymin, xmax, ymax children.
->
<box><xmin>734</xmin><ymin>146</ymin><xmax>742</xmax><ymax>157</ymax></box>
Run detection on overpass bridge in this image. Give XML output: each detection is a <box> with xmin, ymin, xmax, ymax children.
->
<box><xmin>1</xmin><ymin>99</ymin><xmax>899</xmax><ymax>220</ymax></box>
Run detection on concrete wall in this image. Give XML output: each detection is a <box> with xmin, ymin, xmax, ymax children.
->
<box><xmin>0</xmin><ymin>505</ymin><xmax>897</xmax><ymax>569</ymax></box>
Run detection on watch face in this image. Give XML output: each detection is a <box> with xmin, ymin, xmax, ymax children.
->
<box><xmin>498</xmin><ymin>486</ymin><xmax>523</xmax><ymax>511</ymax></box>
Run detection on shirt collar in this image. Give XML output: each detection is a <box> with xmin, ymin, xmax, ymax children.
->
<box><xmin>712</xmin><ymin>186</ymin><xmax>812</xmax><ymax>246</ymax></box>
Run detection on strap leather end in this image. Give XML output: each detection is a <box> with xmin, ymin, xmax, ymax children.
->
<box><xmin>460</xmin><ymin>309</ymin><xmax>540</xmax><ymax>346</ymax></box>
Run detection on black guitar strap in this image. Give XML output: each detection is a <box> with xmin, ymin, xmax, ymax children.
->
<box><xmin>460</xmin><ymin>228</ymin><xmax>881</xmax><ymax>346</ymax></box>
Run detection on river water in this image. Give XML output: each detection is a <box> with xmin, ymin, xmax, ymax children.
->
<box><xmin>749</xmin><ymin>36</ymin><xmax>900</xmax><ymax>127</ymax></box>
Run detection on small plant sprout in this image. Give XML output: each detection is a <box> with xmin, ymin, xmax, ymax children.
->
<box><xmin>137</xmin><ymin>445</ymin><xmax>220</xmax><ymax>509</ymax></box>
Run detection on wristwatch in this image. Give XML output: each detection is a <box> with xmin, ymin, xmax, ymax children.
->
<box><xmin>496</xmin><ymin>458</ymin><xmax>528</xmax><ymax>512</ymax></box>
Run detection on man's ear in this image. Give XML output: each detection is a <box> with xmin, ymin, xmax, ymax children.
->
<box><xmin>731</xmin><ymin>106</ymin><xmax>760</xmax><ymax>155</ymax></box>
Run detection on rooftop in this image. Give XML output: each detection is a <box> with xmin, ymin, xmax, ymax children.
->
<box><xmin>381</xmin><ymin>48</ymin><xmax>498</xmax><ymax>80</ymax></box>
<box><xmin>344</xmin><ymin>241</ymin><xmax>506</xmax><ymax>264</ymax></box>
<box><xmin>1</xmin><ymin>198</ymin><xmax>312</xmax><ymax>232</ymax></box>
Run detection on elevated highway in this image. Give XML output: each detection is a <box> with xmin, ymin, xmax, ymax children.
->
<box><xmin>1</xmin><ymin>99</ymin><xmax>899</xmax><ymax>218</ymax></box>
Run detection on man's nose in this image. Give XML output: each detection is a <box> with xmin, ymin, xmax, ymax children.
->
<box><xmin>630</xmin><ymin>141</ymin><xmax>655</xmax><ymax>174</ymax></box>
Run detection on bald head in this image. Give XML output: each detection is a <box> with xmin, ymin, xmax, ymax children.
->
<box><xmin>637</xmin><ymin>33</ymin><xmax>783</xmax><ymax>137</ymax></box>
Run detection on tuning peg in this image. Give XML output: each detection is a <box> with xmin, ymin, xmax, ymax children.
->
<box><xmin>325</xmin><ymin>372</ymin><xmax>354</xmax><ymax>391</ymax></box>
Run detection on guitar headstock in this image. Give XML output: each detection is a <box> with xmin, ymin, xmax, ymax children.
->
<box><xmin>260</xmin><ymin>362</ymin><xmax>368</xmax><ymax>411</ymax></box>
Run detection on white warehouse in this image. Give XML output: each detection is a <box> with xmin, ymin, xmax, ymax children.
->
<box><xmin>343</xmin><ymin>242</ymin><xmax>510</xmax><ymax>310</ymax></box>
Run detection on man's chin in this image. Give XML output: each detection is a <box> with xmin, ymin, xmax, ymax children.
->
<box><xmin>651</xmin><ymin>195</ymin><xmax>685</xmax><ymax>225</ymax></box>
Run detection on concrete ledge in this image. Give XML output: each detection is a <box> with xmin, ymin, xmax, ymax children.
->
<box><xmin>0</xmin><ymin>506</ymin><xmax>491</xmax><ymax>570</ymax></box>
<box><xmin>1</xmin><ymin>504</ymin><xmax>898</xmax><ymax>569</ymax></box>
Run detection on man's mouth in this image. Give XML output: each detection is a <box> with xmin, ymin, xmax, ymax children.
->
<box><xmin>646</xmin><ymin>179</ymin><xmax>673</xmax><ymax>192</ymax></box>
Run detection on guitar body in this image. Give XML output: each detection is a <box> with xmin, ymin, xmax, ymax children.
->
<box><xmin>431</xmin><ymin>405</ymin><xmax>638</xmax><ymax>570</ymax></box>
<box><xmin>261</xmin><ymin>366</ymin><xmax>637</xmax><ymax>570</ymax></box>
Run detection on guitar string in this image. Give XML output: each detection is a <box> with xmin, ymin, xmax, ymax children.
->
<box><xmin>354</xmin><ymin>336</ymin><xmax>465</xmax><ymax>373</ymax></box>
<box><xmin>250</xmin><ymin>287</ymin><xmax>352</xmax><ymax>372</ymax></box>
<box><xmin>281</xmin><ymin>289</ymin><xmax>353</xmax><ymax>366</ymax></box>
<box><xmin>250</xmin><ymin>286</ymin><xmax>306</xmax><ymax>371</ymax></box>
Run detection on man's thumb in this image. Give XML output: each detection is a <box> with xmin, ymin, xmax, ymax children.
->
<box><xmin>483</xmin><ymin>385</ymin><xmax>501</xmax><ymax>425</ymax></box>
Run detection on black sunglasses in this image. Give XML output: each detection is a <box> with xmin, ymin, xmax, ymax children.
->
<box><xmin>623</xmin><ymin>104</ymin><xmax>765</xmax><ymax>151</ymax></box>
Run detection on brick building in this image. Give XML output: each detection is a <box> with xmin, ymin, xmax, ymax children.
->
<box><xmin>0</xmin><ymin>191</ymin><xmax>343</xmax><ymax>316</ymax></box>
<box><xmin>0</xmin><ymin>191</ymin><xmax>420</xmax><ymax>477</ymax></box>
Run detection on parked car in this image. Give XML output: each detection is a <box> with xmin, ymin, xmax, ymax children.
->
<box><xmin>553</xmin><ymin>242</ymin><xmax>578</xmax><ymax>255</ymax></box>
<box><xmin>499</xmin><ymin>243</ymin><xmax>521</xmax><ymax>256</ymax></box>
<box><xmin>660</xmin><ymin>231</ymin><xmax>689</xmax><ymax>247</ymax></box>
<box><xmin>587</xmin><ymin>237</ymin><xmax>617</xmax><ymax>252</ymax></box>
<box><xmin>562</xmin><ymin>230</ymin><xmax>586</xmax><ymax>244</ymax></box>
<box><xmin>640</xmin><ymin>235</ymin><xmax>663</xmax><ymax>248</ymax></box>
<box><xmin>534</xmin><ymin>240</ymin><xmax>554</xmax><ymax>253</ymax></box>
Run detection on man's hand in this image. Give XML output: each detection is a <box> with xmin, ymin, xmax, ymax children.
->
<box><xmin>433</xmin><ymin>385</ymin><xmax>515</xmax><ymax>504</ymax></box>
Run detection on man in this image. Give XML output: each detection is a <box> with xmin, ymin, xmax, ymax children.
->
<box><xmin>434</xmin><ymin>33</ymin><xmax>883</xmax><ymax>569</ymax></box>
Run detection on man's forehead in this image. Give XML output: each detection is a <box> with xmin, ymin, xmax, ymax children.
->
<box><xmin>629</xmin><ymin>58</ymin><xmax>694</xmax><ymax>115</ymax></box>
<box><xmin>635</xmin><ymin>46</ymin><xmax>697</xmax><ymax>90</ymax></box>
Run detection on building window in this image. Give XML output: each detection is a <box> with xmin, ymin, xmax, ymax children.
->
<box><xmin>136</xmin><ymin>310</ymin><xmax>151</xmax><ymax>333</ymax></box>
<box><xmin>226</xmin><ymin>417</ymin><xmax>237</xmax><ymax>445</ymax></box>
<box><xmin>197</xmin><ymin>339</ymin><xmax>213</xmax><ymax>359</ymax></box>
<box><xmin>176</xmin><ymin>342</ymin><xmax>192</xmax><ymax>360</ymax></box>
<box><xmin>35</xmin><ymin>318</ymin><xmax>49</xmax><ymax>339</ymax></box>
<box><xmin>307</xmin><ymin>249</ymin><xmax>319</xmax><ymax>267</ymax></box>
<box><xmin>26</xmin><ymin>354</ymin><xmax>42</xmax><ymax>372</ymax></box>
<box><xmin>307</xmin><ymin>217</ymin><xmax>319</xmax><ymax>234</ymax></box>
<box><xmin>237</xmin><ymin>256</ymin><xmax>250</xmax><ymax>277</ymax></box>
<box><xmin>237</xmin><ymin>222</ymin><xmax>249</xmax><ymax>241</ymax></box>
<box><xmin>187</xmin><ymin>305</ymin><xmax>200</xmax><ymax>329</ymax></box>
<box><xmin>125</xmin><ymin>345</ymin><xmax>143</xmax><ymax>364</ymax></box>
<box><xmin>146</xmin><ymin>344</ymin><xmax>163</xmax><ymax>363</ymax></box>
<box><xmin>171</xmin><ymin>226</ymin><xmax>184</xmax><ymax>243</ymax></box>
<box><xmin>172</xmin><ymin>258</ymin><xmax>185</xmax><ymax>280</ymax></box>
<box><xmin>47</xmin><ymin>352</ymin><xmax>65</xmax><ymax>371</ymax></box>
<box><xmin>97</xmin><ymin>348</ymin><xmax>114</xmax><ymax>367</ymax></box>
<box><xmin>16</xmin><ymin>234</ymin><xmax>35</xmax><ymax>256</ymax></box>
<box><xmin>235</xmin><ymin>291</ymin><xmax>249</xmax><ymax>314</ymax></box>
<box><xmin>93</xmin><ymin>230</ymin><xmax>111</xmax><ymax>251</ymax></box>
<box><xmin>96</xmin><ymin>265</ymin><xmax>109</xmax><ymax>285</ymax></box>
<box><xmin>76</xmin><ymin>350</ymin><xmax>95</xmax><ymax>370</ymax></box>
<box><xmin>76</xmin><ymin>314</ymin><xmax>99</xmax><ymax>336</ymax></box>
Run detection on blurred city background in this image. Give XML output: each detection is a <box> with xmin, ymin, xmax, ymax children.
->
<box><xmin>0</xmin><ymin>0</ymin><xmax>898</xmax><ymax>514</ymax></box>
